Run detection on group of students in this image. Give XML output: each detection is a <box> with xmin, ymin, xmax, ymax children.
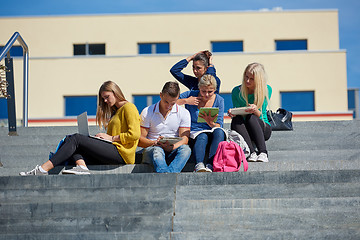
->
<box><xmin>20</xmin><ymin>50</ymin><xmax>272</xmax><ymax>175</ymax></box>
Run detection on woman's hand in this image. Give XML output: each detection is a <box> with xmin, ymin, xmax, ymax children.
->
<box><xmin>95</xmin><ymin>133</ymin><xmax>112</xmax><ymax>141</ymax></box>
<box><xmin>186</xmin><ymin>51</ymin><xmax>203</xmax><ymax>62</ymax></box>
<box><xmin>227</xmin><ymin>109</ymin><xmax>235</xmax><ymax>118</ymax></box>
<box><xmin>245</xmin><ymin>104</ymin><xmax>261</xmax><ymax>117</ymax></box>
<box><xmin>199</xmin><ymin>111</ymin><xmax>218</xmax><ymax>128</ymax></box>
<box><xmin>209</xmin><ymin>55</ymin><xmax>213</xmax><ymax>66</ymax></box>
<box><xmin>186</xmin><ymin>96</ymin><xmax>200</xmax><ymax>106</ymax></box>
<box><xmin>245</xmin><ymin>104</ymin><xmax>257</xmax><ymax>113</ymax></box>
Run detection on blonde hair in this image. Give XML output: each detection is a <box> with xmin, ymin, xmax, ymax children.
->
<box><xmin>198</xmin><ymin>74</ymin><xmax>217</xmax><ymax>90</ymax></box>
<box><xmin>96</xmin><ymin>80</ymin><xmax>126</xmax><ymax>129</ymax></box>
<box><xmin>240</xmin><ymin>63</ymin><xmax>268</xmax><ymax>108</ymax></box>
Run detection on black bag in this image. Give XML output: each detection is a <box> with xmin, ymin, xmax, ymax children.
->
<box><xmin>267</xmin><ymin>108</ymin><xmax>293</xmax><ymax>131</ymax></box>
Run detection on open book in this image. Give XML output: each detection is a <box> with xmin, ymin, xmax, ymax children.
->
<box><xmin>197</xmin><ymin>107</ymin><xmax>219</xmax><ymax>123</ymax></box>
<box><xmin>228</xmin><ymin>107</ymin><xmax>251</xmax><ymax>116</ymax></box>
<box><xmin>190</xmin><ymin>127</ymin><xmax>227</xmax><ymax>139</ymax></box>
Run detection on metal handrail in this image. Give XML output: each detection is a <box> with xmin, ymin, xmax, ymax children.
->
<box><xmin>0</xmin><ymin>32</ymin><xmax>29</xmax><ymax>127</ymax></box>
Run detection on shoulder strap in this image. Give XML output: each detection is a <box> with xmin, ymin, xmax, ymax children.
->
<box><xmin>233</xmin><ymin>141</ymin><xmax>248</xmax><ymax>172</ymax></box>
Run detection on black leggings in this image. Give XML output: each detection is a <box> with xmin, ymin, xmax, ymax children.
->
<box><xmin>50</xmin><ymin>133</ymin><xmax>125</xmax><ymax>166</ymax></box>
<box><xmin>231</xmin><ymin>114</ymin><xmax>271</xmax><ymax>154</ymax></box>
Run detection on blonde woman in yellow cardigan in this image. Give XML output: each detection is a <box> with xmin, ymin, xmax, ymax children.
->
<box><xmin>20</xmin><ymin>81</ymin><xmax>141</xmax><ymax>175</ymax></box>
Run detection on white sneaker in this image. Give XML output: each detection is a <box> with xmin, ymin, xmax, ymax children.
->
<box><xmin>257</xmin><ymin>153</ymin><xmax>269</xmax><ymax>162</ymax></box>
<box><xmin>19</xmin><ymin>165</ymin><xmax>48</xmax><ymax>176</ymax></box>
<box><xmin>62</xmin><ymin>165</ymin><xmax>90</xmax><ymax>175</ymax></box>
<box><xmin>195</xmin><ymin>162</ymin><xmax>207</xmax><ymax>172</ymax></box>
<box><xmin>247</xmin><ymin>152</ymin><xmax>258</xmax><ymax>162</ymax></box>
<box><xmin>205</xmin><ymin>164</ymin><xmax>213</xmax><ymax>172</ymax></box>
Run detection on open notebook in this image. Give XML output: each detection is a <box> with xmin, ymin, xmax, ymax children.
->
<box><xmin>77</xmin><ymin>112</ymin><xmax>112</xmax><ymax>143</ymax></box>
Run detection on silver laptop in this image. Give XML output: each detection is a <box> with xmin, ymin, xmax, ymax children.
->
<box><xmin>77</xmin><ymin>112</ymin><xmax>112</xmax><ymax>143</ymax></box>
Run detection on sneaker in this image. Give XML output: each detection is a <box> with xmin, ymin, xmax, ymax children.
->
<box><xmin>195</xmin><ymin>162</ymin><xmax>207</xmax><ymax>172</ymax></box>
<box><xmin>205</xmin><ymin>164</ymin><xmax>213</xmax><ymax>172</ymax></box>
<box><xmin>257</xmin><ymin>153</ymin><xmax>269</xmax><ymax>163</ymax></box>
<box><xmin>62</xmin><ymin>165</ymin><xmax>90</xmax><ymax>175</ymax></box>
<box><xmin>19</xmin><ymin>165</ymin><xmax>48</xmax><ymax>176</ymax></box>
<box><xmin>247</xmin><ymin>152</ymin><xmax>258</xmax><ymax>162</ymax></box>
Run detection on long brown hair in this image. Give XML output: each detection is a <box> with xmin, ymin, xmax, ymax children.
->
<box><xmin>96</xmin><ymin>81</ymin><xmax>126</xmax><ymax>129</ymax></box>
<box><xmin>194</xmin><ymin>50</ymin><xmax>212</xmax><ymax>67</ymax></box>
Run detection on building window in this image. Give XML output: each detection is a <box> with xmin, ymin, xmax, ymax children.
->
<box><xmin>212</xmin><ymin>41</ymin><xmax>243</xmax><ymax>52</ymax></box>
<box><xmin>0</xmin><ymin>45</ymin><xmax>23</xmax><ymax>57</ymax></box>
<box><xmin>281</xmin><ymin>91</ymin><xmax>315</xmax><ymax>111</ymax></box>
<box><xmin>138</xmin><ymin>43</ymin><xmax>170</xmax><ymax>54</ymax></box>
<box><xmin>275</xmin><ymin>40</ymin><xmax>307</xmax><ymax>51</ymax></box>
<box><xmin>0</xmin><ymin>98</ymin><xmax>7</xmax><ymax>119</ymax></box>
<box><xmin>348</xmin><ymin>88</ymin><xmax>359</xmax><ymax>118</ymax></box>
<box><xmin>133</xmin><ymin>95</ymin><xmax>161</xmax><ymax>113</ymax></box>
<box><xmin>64</xmin><ymin>96</ymin><xmax>97</xmax><ymax>116</ymax></box>
<box><xmin>73</xmin><ymin>43</ymin><xmax>105</xmax><ymax>56</ymax></box>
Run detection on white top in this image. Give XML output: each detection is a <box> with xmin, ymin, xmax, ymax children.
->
<box><xmin>140</xmin><ymin>101</ymin><xmax>191</xmax><ymax>141</ymax></box>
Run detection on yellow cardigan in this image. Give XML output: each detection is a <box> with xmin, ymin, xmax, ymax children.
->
<box><xmin>106</xmin><ymin>102</ymin><xmax>140</xmax><ymax>164</ymax></box>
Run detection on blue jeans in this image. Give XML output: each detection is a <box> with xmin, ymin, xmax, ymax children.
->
<box><xmin>142</xmin><ymin>145</ymin><xmax>191</xmax><ymax>173</ymax></box>
<box><xmin>192</xmin><ymin>128</ymin><xmax>225</xmax><ymax>164</ymax></box>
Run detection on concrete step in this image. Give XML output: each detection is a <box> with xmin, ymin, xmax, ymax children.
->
<box><xmin>0</xmin><ymin>232</ymin><xmax>170</xmax><ymax>240</ymax></box>
<box><xmin>172</xmin><ymin>207</ymin><xmax>359</xmax><ymax>231</ymax></box>
<box><xmin>3</xmin><ymin>180</ymin><xmax>358</xmax><ymax>204</ymax></box>
<box><xmin>0</xmin><ymin>200</ymin><xmax>173</xmax><ymax>219</ymax></box>
<box><xmin>176</xmin><ymin>170</ymin><xmax>360</xmax><ymax>186</ymax></box>
<box><xmin>0</xmin><ymin>126</ymin><xmax>100</xmax><ymax>136</ymax></box>
<box><xmin>0</xmin><ymin>215</ymin><xmax>173</xmax><ymax>234</ymax></box>
<box><xmin>1</xmin><ymin>170</ymin><xmax>359</xmax><ymax>190</ymax></box>
<box><xmin>1</xmin><ymin>121</ymin><xmax>359</xmax><ymax>239</ymax></box>
<box><xmin>0</xmin><ymin>164</ymin><xmax>154</xmax><ymax>177</ymax></box>
<box><xmin>267</xmin><ymin>134</ymin><xmax>360</xmax><ymax>150</ymax></box>
<box><xmin>1</xmin><ymin>170</ymin><xmax>359</xmax><ymax>238</ymax></box>
<box><xmin>170</xmin><ymin>229</ymin><xmax>360</xmax><ymax>240</ymax></box>
<box><xmin>175</xmin><ymin>183</ymin><xmax>360</xmax><ymax>200</ymax></box>
<box><xmin>174</xmin><ymin>197</ymin><xmax>360</xmax><ymax>211</ymax></box>
<box><xmin>2</xmin><ymin>153</ymin><xmax>360</xmax><ymax>177</ymax></box>
<box><xmin>1</xmin><ymin>185</ymin><xmax>174</xmax><ymax>204</ymax></box>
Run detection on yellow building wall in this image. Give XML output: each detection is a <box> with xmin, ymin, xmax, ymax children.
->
<box><xmin>1</xmin><ymin>10</ymin><xmax>339</xmax><ymax>57</ymax></box>
<box><xmin>0</xmin><ymin>10</ymin><xmax>348</xmax><ymax>122</ymax></box>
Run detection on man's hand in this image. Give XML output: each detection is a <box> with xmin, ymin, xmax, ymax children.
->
<box><xmin>156</xmin><ymin>140</ymin><xmax>174</xmax><ymax>152</ymax></box>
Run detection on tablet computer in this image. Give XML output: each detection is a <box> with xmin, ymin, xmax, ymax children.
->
<box><xmin>158</xmin><ymin>137</ymin><xmax>183</xmax><ymax>145</ymax></box>
<box><xmin>229</xmin><ymin>107</ymin><xmax>251</xmax><ymax>115</ymax></box>
<box><xmin>197</xmin><ymin>107</ymin><xmax>219</xmax><ymax>123</ymax></box>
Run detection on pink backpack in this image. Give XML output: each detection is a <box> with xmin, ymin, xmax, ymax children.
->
<box><xmin>213</xmin><ymin>141</ymin><xmax>248</xmax><ymax>172</ymax></box>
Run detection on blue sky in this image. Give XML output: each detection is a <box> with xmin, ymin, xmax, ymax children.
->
<box><xmin>1</xmin><ymin>0</ymin><xmax>360</xmax><ymax>89</ymax></box>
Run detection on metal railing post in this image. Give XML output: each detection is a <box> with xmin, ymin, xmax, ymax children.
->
<box><xmin>5</xmin><ymin>57</ymin><xmax>17</xmax><ymax>135</ymax></box>
<box><xmin>0</xmin><ymin>32</ymin><xmax>29</xmax><ymax>128</ymax></box>
<box><xmin>23</xmin><ymin>47</ymin><xmax>29</xmax><ymax>127</ymax></box>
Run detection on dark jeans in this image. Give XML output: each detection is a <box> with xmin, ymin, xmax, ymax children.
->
<box><xmin>231</xmin><ymin>114</ymin><xmax>271</xmax><ymax>154</ymax></box>
<box><xmin>190</xmin><ymin>128</ymin><xmax>226</xmax><ymax>165</ymax></box>
<box><xmin>50</xmin><ymin>133</ymin><xmax>125</xmax><ymax>166</ymax></box>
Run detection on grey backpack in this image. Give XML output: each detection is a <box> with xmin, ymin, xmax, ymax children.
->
<box><xmin>225</xmin><ymin>129</ymin><xmax>250</xmax><ymax>158</ymax></box>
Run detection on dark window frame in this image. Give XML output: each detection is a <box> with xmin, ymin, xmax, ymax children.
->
<box><xmin>138</xmin><ymin>42</ymin><xmax>170</xmax><ymax>55</ymax></box>
<box><xmin>64</xmin><ymin>95</ymin><xmax>98</xmax><ymax>116</ymax></box>
<box><xmin>211</xmin><ymin>41</ymin><xmax>244</xmax><ymax>53</ymax></box>
<box><xmin>275</xmin><ymin>39</ymin><xmax>308</xmax><ymax>51</ymax></box>
<box><xmin>73</xmin><ymin>43</ymin><xmax>106</xmax><ymax>56</ymax></box>
<box><xmin>0</xmin><ymin>45</ymin><xmax>23</xmax><ymax>57</ymax></box>
<box><xmin>280</xmin><ymin>91</ymin><xmax>315</xmax><ymax>112</ymax></box>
